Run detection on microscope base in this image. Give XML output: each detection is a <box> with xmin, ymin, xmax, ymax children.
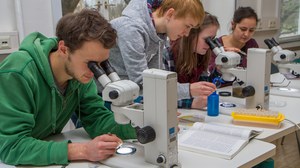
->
<box><xmin>100</xmin><ymin>142</ymin><xmax>159</xmax><ymax>168</ymax></box>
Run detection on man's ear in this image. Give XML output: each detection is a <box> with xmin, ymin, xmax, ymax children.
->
<box><xmin>165</xmin><ymin>8</ymin><xmax>175</xmax><ymax>21</ymax></box>
<box><xmin>231</xmin><ymin>21</ymin><xmax>236</xmax><ymax>30</ymax></box>
<box><xmin>58</xmin><ymin>40</ymin><xmax>68</xmax><ymax>55</ymax></box>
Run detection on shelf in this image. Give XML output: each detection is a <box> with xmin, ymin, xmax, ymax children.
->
<box><xmin>0</xmin><ymin>48</ymin><xmax>18</xmax><ymax>55</ymax></box>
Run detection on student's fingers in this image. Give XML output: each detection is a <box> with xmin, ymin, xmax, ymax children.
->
<box><xmin>88</xmin><ymin>147</ymin><xmax>116</xmax><ymax>161</ymax></box>
<box><xmin>96</xmin><ymin>134</ymin><xmax>122</xmax><ymax>144</ymax></box>
<box><xmin>224</xmin><ymin>47</ymin><xmax>241</xmax><ymax>53</ymax></box>
<box><xmin>85</xmin><ymin>135</ymin><xmax>123</xmax><ymax>161</ymax></box>
<box><xmin>191</xmin><ymin>82</ymin><xmax>215</xmax><ymax>97</ymax></box>
<box><xmin>202</xmin><ymin>82</ymin><xmax>217</xmax><ymax>89</ymax></box>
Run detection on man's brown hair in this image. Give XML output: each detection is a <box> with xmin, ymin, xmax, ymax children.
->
<box><xmin>56</xmin><ymin>9</ymin><xmax>117</xmax><ymax>53</ymax></box>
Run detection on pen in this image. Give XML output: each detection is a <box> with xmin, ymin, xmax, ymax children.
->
<box><xmin>125</xmin><ymin>139</ymin><xmax>138</xmax><ymax>143</ymax></box>
<box><xmin>116</xmin><ymin>141</ymin><xmax>123</xmax><ymax>149</ymax></box>
<box><xmin>107</xmin><ymin>132</ymin><xmax>123</xmax><ymax>149</ymax></box>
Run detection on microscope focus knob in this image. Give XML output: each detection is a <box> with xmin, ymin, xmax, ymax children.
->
<box><xmin>137</xmin><ymin>126</ymin><xmax>156</xmax><ymax>144</ymax></box>
<box><xmin>242</xmin><ymin>86</ymin><xmax>255</xmax><ymax>97</ymax></box>
<box><xmin>280</xmin><ymin>54</ymin><xmax>286</xmax><ymax>59</ymax></box>
<box><xmin>156</xmin><ymin>155</ymin><xmax>166</xmax><ymax>164</ymax></box>
<box><xmin>109</xmin><ymin>90</ymin><xmax>119</xmax><ymax>99</ymax></box>
<box><xmin>221</xmin><ymin>57</ymin><xmax>228</xmax><ymax>63</ymax></box>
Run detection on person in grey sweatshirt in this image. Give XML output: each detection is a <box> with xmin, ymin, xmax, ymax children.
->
<box><xmin>108</xmin><ymin>0</ymin><xmax>205</xmax><ymax>94</ymax></box>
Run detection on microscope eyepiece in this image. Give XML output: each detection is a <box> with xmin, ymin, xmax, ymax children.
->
<box><xmin>271</xmin><ymin>37</ymin><xmax>279</xmax><ymax>46</ymax></box>
<box><xmin>100</xmin><ymin>60</ymin><xmax>116</xmax><ymax>75</ymax></box>
<box><xmin>264</xmin><ymin>39</ymin><xmax>274</xmax><ymax>49</ymax></box>
<box><xmin>88</xmin><ymin>61</ymin><xmax>106</xmax><ymax>79</ymax></box>
<box><xmin>214</xmin><ymin>38</ymin><xmax>222</xmax><ymax>48</ymax></box>
<box><xmin>205</xmin><ymin>37</ymin><xmax>217</xmax><ymax>50</ymax></box>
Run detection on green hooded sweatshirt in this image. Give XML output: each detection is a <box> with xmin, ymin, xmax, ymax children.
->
<box><xmin>0</xmin><ymin>32</ymin><xmax>136</xmax><ymax>166</ymax></box>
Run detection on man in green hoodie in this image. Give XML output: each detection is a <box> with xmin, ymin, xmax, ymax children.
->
<box><xmin>0</xmin><ymin>9</ymin><xmax>136</xmax><ymax>166</ymax></box>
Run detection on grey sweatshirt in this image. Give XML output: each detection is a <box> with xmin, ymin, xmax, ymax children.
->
<box><xmin>108</xmin><ymin>0</ymin><xmax>166</xmax><ymax>87</ymax></box>
<box><xmin>108</xmin><ymin>0</ymin><xmax>190</xmax><ymax>100</ymax></box>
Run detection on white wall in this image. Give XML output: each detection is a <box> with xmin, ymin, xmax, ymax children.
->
<box><xmin>201</xmin><ymin>0</ymin><xmax>281</xmax><ymax>49</ymax></box>
<box><xmin>15</xmin><ymin>0</ymin><xmax>62</xmax><ymax>41</ymax></box>
<box><xmin>0</xmin><ymin>0</ymin><xmax>17</xmax><ymax>32</ymax></box>
<box><xmin>1</xmin><ymin>0</ymin><xmax>62</xmax><ymax>42</ymax></box>
<box><xmin>0</xmin><ymin>0</ymin><xmax>18</xmax><ymax>57</ymax></box>
<box><xmin>201</xmin><ymin>0</ymin><xmax>236</xmax><ymax>37</ymax></box>
<box><xmin>0</xmin><ymin>0</ymin><xmax>62</xmax><ymax>59</ymax></box>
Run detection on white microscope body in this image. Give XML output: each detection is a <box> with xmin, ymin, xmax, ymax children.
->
<box><xmin>88</xmin><ymin>61</ymin><xmax>180</xmax><ymax>168</ymax></box>
<box><xmin>206</xmin><ymin>37</ymin><xmax>271</xmax><ymax>109</ymax></box>
<box><xmin>264</xmin><ymin>38</ymin><xmax>299</xmax><ymax>77</ymax></box>
<box><xmin>245</xmin><ymin>48</ymin><xmax>272</xmax><ymax>109</ymax></box>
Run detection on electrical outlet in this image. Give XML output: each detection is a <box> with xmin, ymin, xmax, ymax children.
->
<box><xmin>268</xmin><ymin>20</ymin><xmax>276</xmax><ymax>28</ymax></box>
<box><xmin>257</xmin><ymin>20</ymin><xmax>263</xmax><ymax>29</ymax></box>
<box><xmin>0</xmin><ymin>36</ymin><xmax>11</xmax><ymax>50</ymax></box>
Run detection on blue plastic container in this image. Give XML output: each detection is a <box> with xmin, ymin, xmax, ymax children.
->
<box><xmin>207</xmin><ymin>91</ymin><xmax>219</xmax><ymax>116</ymax></box>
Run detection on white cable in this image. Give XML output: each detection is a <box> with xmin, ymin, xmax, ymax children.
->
<box><xmin>284</xmin><ymin>118</ymin><xmax>300</xmax><ymax>130</ymax></box>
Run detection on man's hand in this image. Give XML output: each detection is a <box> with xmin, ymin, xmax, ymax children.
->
<box><xmin>68</xmin><ymin>134</ymin><xmax>122</xmax><ymax>161</ymax></box>
<box><xmin>190</xmin><ymin>81</ymin><xmax>216</xmax><ymax>97</ymax></box>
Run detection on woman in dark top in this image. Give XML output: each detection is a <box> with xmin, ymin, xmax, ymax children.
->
<box><xmin>209</xmin><ymin>7</ymin><xmax>259</xmax><ymax>82</ymax></box>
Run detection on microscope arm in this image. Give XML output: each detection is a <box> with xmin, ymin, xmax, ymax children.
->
<box><xmin>273</xmin><ymin>50</ymin><xmax>299</xmax><ymax>63</ymax></box>
<box><xmin>277</xmin><ymin>63</ymin><xmax>300</xmax><ymax>74</ymax></box>
<box><xmin>102</xmin><ymin>79</ymin><xmax>143</xmax><ymax>127</ymax></box>
<box><xmin>205</xmin><ymin>37</ymin><xmax>246</xmax><ymax>82</ymax></box>
<box><xmin>89</xmin><ymin>62</ymin><xmax>180</xmax><ymax>167</ymax></box>
<box><xmin>110</xmin><ymin>104</ymin><xmax>144</xmax><ymax>127</ymax></box>
<box><xmin>265</xmin><ymin>38</ymin><xmax>299</xmax><ymax>76</ymax></box>
<box><xmin>221</xmin><ymin>67</ymin><xmax>247</xmax><ymax>82</ymax></box>
<box><xmin>88</xmin><ymin>61</ymin><xmax>142</xmax><ymax>126</ymax></box>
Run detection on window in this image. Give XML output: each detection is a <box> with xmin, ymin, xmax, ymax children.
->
<box><xmin>279</xmin><ymin>0</ymin><xmax>300</xmax><ymax>43</ymax></box>
<box><xmin>61</xmin><ymin>0</ymin><xmax>128</xmax><ymax>20</ymax></box>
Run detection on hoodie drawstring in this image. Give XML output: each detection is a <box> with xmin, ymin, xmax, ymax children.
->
<box><xmin>51</xmin><ymin>88</ymin><xmax>57</xmax><ymax>133</ymax></box>
<box><xmin>76</xmin><ymin>89</ymin><xmax>81</xmax><ymax>128</ymax></box>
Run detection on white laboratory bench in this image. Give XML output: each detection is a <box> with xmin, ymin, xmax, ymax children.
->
<box><xmin>180</xmin><ymin>108</ymin><xmax>296</xmax><ymax>143</ymax></box>
<box><xmin>270</xmin><ymin>73</ymin><xmax>300</xmax><ymax>98</ymax></box>
<box><xmin>14</xmin><ymin>127</ymin><xmax>274</xmax><ymax>168</ymax></box>
<box><xmin>214</xmin><ymin>79</ymin><xmax>300</xmax><ymax>143</ymax></box>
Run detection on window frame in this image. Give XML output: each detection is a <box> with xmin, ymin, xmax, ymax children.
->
<box><xmin>278</xmin><ymin>0</ymin><xmax>300</xmax><ymax>44</ymax></box>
